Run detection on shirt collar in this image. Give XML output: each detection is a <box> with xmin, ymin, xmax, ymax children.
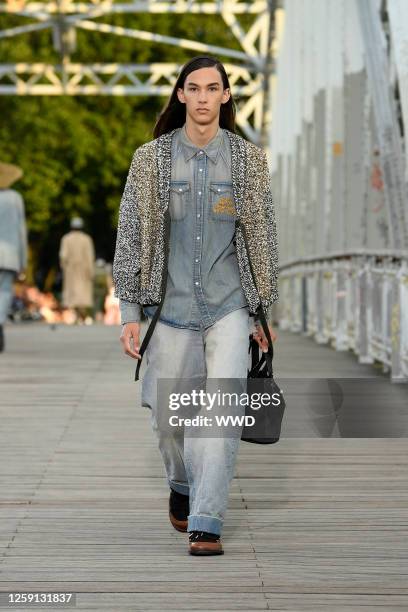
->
<box><xmin>178</xmin><ymin>123</ymin><xmax>223</xmax><ymax>163</ymax></box>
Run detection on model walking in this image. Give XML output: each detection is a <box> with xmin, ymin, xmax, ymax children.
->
<box><xmin>113</xmin><ymin>55</ymin><xmax>279</xmax><ymax>555</ymax></box>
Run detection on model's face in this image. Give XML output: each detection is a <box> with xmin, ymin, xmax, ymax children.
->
<box><xmin>177</xmin><ymin>66</ymin><xmax>230</xmax><ymax>125</ymax></box>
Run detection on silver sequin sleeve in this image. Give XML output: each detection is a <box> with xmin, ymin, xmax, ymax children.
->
<box><xmin>112</xmin><ymin>149</ymin><xmax>142</xmax><ymax>303</ymax></box>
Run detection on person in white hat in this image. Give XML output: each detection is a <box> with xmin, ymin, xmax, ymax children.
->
<box><xmin>0</xmin><ymin>162</ymin><xmax>27</xmax><ymax>352</ymax></box>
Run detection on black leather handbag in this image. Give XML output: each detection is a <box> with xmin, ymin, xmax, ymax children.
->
<box><xmin>235</xmin><ymin>219</ymin><xmax>286</xmax><ymax>444</ymax></box>
<box><xmin>240</xmin><ymin>304</ymin><xmax>286</xmax><ymax>444</ymax></box>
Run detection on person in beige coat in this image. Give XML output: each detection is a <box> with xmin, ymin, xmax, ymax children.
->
<box><xmin>59</xmin><ymin>217</ymin><xmax>95</xmax><ymax>324</ymax></box>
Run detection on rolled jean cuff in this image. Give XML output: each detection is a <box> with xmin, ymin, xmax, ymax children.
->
<box><xmin>187</xmin><ymin>514</ymin><xmax>223</xmax><ymax>536</ymax></box>
<box><xmin>168</xmin><ymin>479</ymin><xmax>189</xmax><ymax>496</ymax></box>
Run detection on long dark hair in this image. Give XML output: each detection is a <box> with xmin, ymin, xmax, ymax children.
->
<box><xmin>153</xmin><ymin>55</ymin><xmax>236</xmax><ymax>138</ymax></box>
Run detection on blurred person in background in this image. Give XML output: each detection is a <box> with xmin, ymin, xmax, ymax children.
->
<box><xmin>102</xmin><ymin>261</ymin><xmax>122</xmax><ymax>325</ymax></box>
<box><xmin>0</xmin><ymin>161</ymin><xmax>28</xmax><ymax>353</ymax></box>
<box><xmin>103</xmin><ymin>285</ymin><xmax>121</xmax><ymax>325</ymax></box>
<box><xmin>59</xmin><ymin>216</ymin><xmax>95</xmax><ymax>325</ymax></box>
<box><xmin>93</xmin><ymin>257</ymin><xmax>110</xmax><ymax>323</ymax></box>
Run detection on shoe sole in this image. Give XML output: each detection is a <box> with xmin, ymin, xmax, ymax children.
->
<box><xmin>189</xmin><ymin>547</ymin><xmax>224</xmax><ymax>556</ymax></box>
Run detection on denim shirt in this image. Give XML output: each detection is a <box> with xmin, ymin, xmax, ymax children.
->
<box><xmin>120</xmin><ymin>124</ymin><xmax>253</xmax><ymax>329</ymax></box>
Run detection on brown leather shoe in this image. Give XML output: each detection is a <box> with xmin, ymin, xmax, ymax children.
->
<box><xmin>169</xmin><ymin>489</ymin><xmax>189</xmax><ymax>532</ymax></box>
<box><xmin>188</xmin><ymin>531</ymin><xmax>224</xmax><ymax>555</ymax></box>
<box><xmin>169</xmin><ymin>511</ymin><xmax>188</xmax><ymax>532</ymax></box>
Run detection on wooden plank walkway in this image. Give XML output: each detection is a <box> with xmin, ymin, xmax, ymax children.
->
<box><xmin>0</xmin><ymin>322</ymin><xmax>407</xmax><ymax>611</ymax></box>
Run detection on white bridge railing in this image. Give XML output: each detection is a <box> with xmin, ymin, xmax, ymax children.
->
<box><xmin>276</xmin><ymin>254</ymin><xmax>408</xmax><ymax>383</ymax></box>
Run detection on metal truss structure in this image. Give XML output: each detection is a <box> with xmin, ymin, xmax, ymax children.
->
<box><xmin>0</xmin><ymin>0</ymin><xmax>274</xmax><ymax>143</ymax></box>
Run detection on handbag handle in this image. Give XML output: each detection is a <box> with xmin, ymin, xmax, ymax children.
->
<box><xmin>235</xmin><ymin>219</ymin><xmax>274</xmax><ymax>377</ymax></box>
<box><xmin>249</xmin><ymin>335</ymin><xmax>259</xmax><ymax>370</ymax></box>
<box><xmin>249</xmin><ymin>338</ymin><xmax>267</xmax><ymax>374</ymax></box>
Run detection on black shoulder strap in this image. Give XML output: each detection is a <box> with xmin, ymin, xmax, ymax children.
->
<box><xmin>134</xmin><ymin>209</ymin><xmax>171</xmax><ymax>381</ymax></box>
<box><xmin>235</xmin><ymin>219</ymin><xmax>274</xmax><ymax>376</ymax></box>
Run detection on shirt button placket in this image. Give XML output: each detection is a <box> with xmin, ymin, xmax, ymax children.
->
<box><xmin>194</xmin><ymin>151</ymin><xmax>206</xmax><ymax>322</ymax></box>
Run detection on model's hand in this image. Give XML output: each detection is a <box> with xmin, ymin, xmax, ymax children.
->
<box><xmin>253</xmin><ymin>322</ymin><xmax>278</xmax><ymax>352</ymax></box>
<box><xmin>120</xmin><ymin>322</ymin><xmax>142</xmax><ymax>359</ymax></box>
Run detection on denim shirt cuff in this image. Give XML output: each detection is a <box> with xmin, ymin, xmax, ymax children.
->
<box><xmin>119</xmin><ymin>299</ymin><xmax>141</xmax><ymax>324</ymax></box>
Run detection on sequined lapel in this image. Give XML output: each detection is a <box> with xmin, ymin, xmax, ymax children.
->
<box><xmin>225</xmin><ymin>130</ymin><xmax>247</xmax><ymax>217</ymax></box>
<box><xmin>155</xmin><ymin>128</ymin><xmax>177</xmax><ymax>213</ymax></box>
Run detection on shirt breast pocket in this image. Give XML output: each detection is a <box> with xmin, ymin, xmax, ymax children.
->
<box><xmin>209</xmin><ymin>181</ymin><xmax>236</xmax><ymax>222</ymax></box>
<box><xmin>169</xmin><ymin>180</ymin><xmax>190</xmax><ymax>221</ymax></box>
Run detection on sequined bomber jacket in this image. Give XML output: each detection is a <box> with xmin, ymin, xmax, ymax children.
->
<box><xmin>112</xmin><ymin>127</ymin><xmax>279</xmax><ymax>316</ymax></box>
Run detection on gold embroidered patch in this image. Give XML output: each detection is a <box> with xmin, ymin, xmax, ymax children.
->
<box><xmin>213</xmin><ymin>196</ymin><xmax>235</xmax><ymax>216</ymax></box>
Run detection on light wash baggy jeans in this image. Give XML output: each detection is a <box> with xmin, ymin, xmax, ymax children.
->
<box><xmin>141</xmin><ymin>306</ymin><xmax>251</xmax><ymax>536</ymax></box>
